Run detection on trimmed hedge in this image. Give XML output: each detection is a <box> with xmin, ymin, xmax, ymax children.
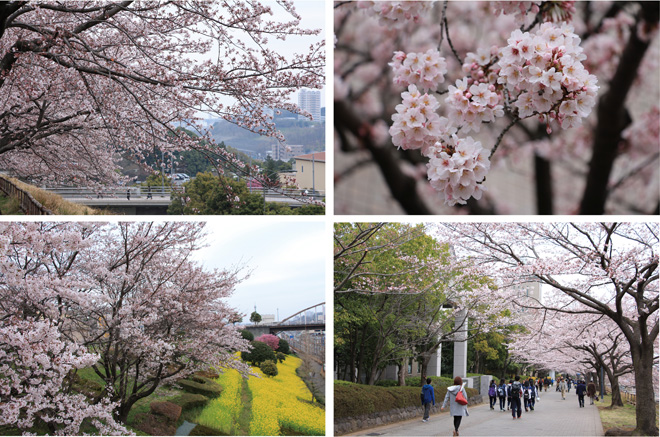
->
<box><xmin>168</xmin><ymin>393</ymin><xmax>210</xmax><ymax>410</ymax></box>
<box><xmin>178</xmin><ymin>377</ymin><xmax>223</xmax><ymax>397</ymax></box>
<box><xmin>334</xmin><ymin>380</ymin><xmax>478</xmax><ymax>419</ymax></box>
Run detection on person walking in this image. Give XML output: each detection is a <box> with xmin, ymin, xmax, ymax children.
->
<box><xmin>421</xmin><ymin>378</ymin><xmax>435</xmax><ymax>422</ymax></box>
<box><xmin>497</xmin><ymin>379</ymin><xmax>507</xmax><ymax>412</ymax></box>
<box><xmin>488</xmin><ymin>380</ymin><xmax>497</xmax><ymax>410</ymax></box>
<box><xmin>506</xmin><ymin>379</ymin><xmax>513</xmax><ymax>410</ymax></box>
<box><xmin>567</xmin><ymin>378</ymin><xmax>572</xmax><ymax>393</ymax></box>
<box><xmin>510</xmin><ymin>375</ymin><xmax>523</xmax><ymax>419</ymax></box>
<box><xmin>526</xmin><ymin>378</ymin><xmax>537</xmax><ymax>411</ymax></box>
<box><xmin>576</xmin><ymin>379</ymin><xmax>587</xmax><ymax>408</ymax></box>
<box><xmin>587</xmin><ymin>380</ymin><xmax>597</xmax><ymax>405</ymax></box>
<box><xmin>523</xmin><ymin>381</ymin><xmax>531</xmax><ymax>412</ymax></box>
<box><xmin>558</xmin><ymin>378</ymin><xmax>567</xmax><ymax>400</ymax></box>
<box><xmin>441</xmin><ymin>376</ymin><xmax>469</xmax><ymax>436</ymax></box>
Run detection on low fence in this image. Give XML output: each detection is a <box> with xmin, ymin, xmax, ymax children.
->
<box><xmin>0</xmin><ymin>175</ymin><xmax>53</xmax><ymax>215</ymax></box>
<box><xmin>621</xmin><ymin>390</ymin><xmax>636</xmax><ymax>405</ymax></box>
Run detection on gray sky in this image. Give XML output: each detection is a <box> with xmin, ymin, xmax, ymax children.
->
<box><xmin>192</xmin><ymin>219</ymin><xmax>326</xmax><ymax>323</ymax></box>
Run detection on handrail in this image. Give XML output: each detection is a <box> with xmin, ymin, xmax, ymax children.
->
<box><xmin>0</xmin><ymin>175</ymin><xmax>53</xmax><ymax>215</ymax></box>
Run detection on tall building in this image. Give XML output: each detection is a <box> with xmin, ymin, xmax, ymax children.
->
<box><xmin>271</xmin><ymin>144</ymin><xmax>304</xmax><ymax>161</ymax></box>
<box><xmin>298</xmin><ymin>88</ymin><xmax>321</xmax><ymax>121</ymax></box>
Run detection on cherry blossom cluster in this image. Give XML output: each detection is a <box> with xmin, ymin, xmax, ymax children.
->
<box><xmin>445</xmin><ymin>77</ymin><xmax>504</xmax><ymax>133</ymax></box>
<box><xmin>357</xmin><ymin>1</ymin><xmax>432</xmax><ymax>27</ymax></box>
<box><xmin>426</xmin><ymin>136</ymin><xmax>490</xmax><ymax>206</ymax></box>
<box><xmin>497</xmin><ymin>23</ymin><xmax>598</xmax><ymax>130</ymax></box>
<box><xmin>389</xmin><ymin>85</ymin><xmax>446</xmax><ymax>154</ymax></box>
<box><xmin>390</xmin><ymin>49</ymin><xmax>448</xmax><ymax>92</ymax></box>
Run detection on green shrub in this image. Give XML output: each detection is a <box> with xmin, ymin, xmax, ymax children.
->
<box><xmin>241</xmin><ymin>340</ymin><xmax>276</xmax><ymax>366</ymax></box>
<box><xmin>240</xmin><ymin>329</ymin><xmax>254</xmax><ymax>341</ymax></box>
<box><xmin>374</xmin><ymin>380</ymin><xmax>399</xmax><ymax>387</ymax></box>
<box><xmin>405</xmin><ymin>376</ymin><xmax>454</xmax><ymax>387</ymax></box>
<box><xmin>276</xmin><ymin>352</ymin><xmax>286</xmax><ymax>363</ymax></box>
<box><xmin>168</xmin><ymin>393</ymin><xmax>210</xmax><ymax>410</ymax></box>
<box><xmin>278</xmin><ymin>338</ymin><xmax>291</xmax><ymax>354</ymax></box>
<box><xmin>178</xmin><ymin>377</ymin><xmax>223</xmax><ymax>398</ymax></box>
<box><xmin>260</xmin><ymin>360</ymin><xmax>278</xmax><ymax>377</ymax></box>
<box><xmin>334</xmin><ymin>380</ymin><xmax>478</xmax><ymax>419</ymax></box>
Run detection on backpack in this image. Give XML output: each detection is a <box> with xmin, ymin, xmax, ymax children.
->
<box><xmin>511</xmin><ymin>381</ymin><xmax>521</xmax><ymax>397</ymax></box>
<box><xmin>497</xmin><ymin>386</ymin><xmax>505</xmax><ymax>397</ymax></box>
<box><xmin>524</xmin><ymin>388</ymin><xmax>530</xmax><ymax>399</ymax></box>
<box><xmin>489</xmin><ymin>385</ymin><xmax>496</xmax><ymax>397</ymax></box>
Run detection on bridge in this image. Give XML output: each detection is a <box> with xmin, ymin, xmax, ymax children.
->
<box><xmin>37</xmin><ymin>186</ymin><xmax>325</xmax><ymax>214</ymax></box>
<box><xmin>243</xmin><ymin>302</ymin><xmax>325</xmax><ymax>360</ymax></box>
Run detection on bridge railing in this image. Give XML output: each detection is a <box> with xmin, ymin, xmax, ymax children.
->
<box><xmin>38</xmin><ymin>185</ymin><xmax>324</xmax><ymax>203</ymax></box>
<box><xmin>0</xmin><ymin>175</ymin><xmax>53</xmax><ymax>215</ymax></box>
<box><xmin>40</xmin><ymin>186</ymin><xmax>181</xmax><ymax>199</ymax></box>
<box><xmin>248</xmin><ymin>187</ymin><xmax>325</xmax><ymax>200</ymax></box>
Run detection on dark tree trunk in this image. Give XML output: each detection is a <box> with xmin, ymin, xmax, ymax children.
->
<box><xmin>579</xmin><ymin>3</ymin><xmax>659</xmax><ymax>214</ymax></box>
<box><xmin>397</xmin><ymin>357</ymin><xmax>407</xmax><ymax>386</ymax></box>
<box><xmin>419</xmin><ymin>353</ymin><xmax>432</xmax><ymax>387</ymax></box>
<box><xmin>630</xmin><ymin>341</ymin><xmax>659</xmax><ymax>435</ymax></box>
<box><xmin>534</xmin><ymin>153</ymin><xmax>554</xmax><ymax>214</ymax></box>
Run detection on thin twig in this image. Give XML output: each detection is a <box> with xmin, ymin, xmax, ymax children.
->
<box><xmin>442</xmin><ymin>2</ymin><xmax>462</xmax><ymax>65</ymax></box>
<box><xmin>489</xmin><ymin>117</ymin><xmax>519</xmax><ymax>159</ymax></box>
<box><xmin>607</xmin><ymin>152</ymin><xmax>660</xmax><ymax>194</ymax></box>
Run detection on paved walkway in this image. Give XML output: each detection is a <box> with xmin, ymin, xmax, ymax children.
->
<box><xmin>346</xmin><ymin>388</ymin><xmax>604</xmax><ymax>436</ymax></box>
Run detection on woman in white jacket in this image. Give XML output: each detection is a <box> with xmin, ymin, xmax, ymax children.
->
<box><xmin>441</xmin><ymin>376</ymin><xmax>469</xmax><ymax>437</ymax></box>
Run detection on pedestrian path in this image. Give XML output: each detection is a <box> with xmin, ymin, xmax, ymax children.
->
<box><xmin>345</xmin><ymin>386</ymin><xmax>604</xmax><ymax>436</ymax></box>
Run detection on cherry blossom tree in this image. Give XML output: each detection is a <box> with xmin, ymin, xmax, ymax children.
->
<box><xmin>335</xmin><ymin>1</ymin><xmax>659</xmax><ymax>214</ymax></box>
<box><xmin>436</xmin><ymin>222</ymin><xmax>658</xmax><ymax>435</ymax></box>
<box><xmin>255</xmin><ymin>333</ymin><xmax>281</xmax><ymax>350</ymax></box>
<box><xmin>509</xmin><ymin>304</ymin><xmax>635</xmax><ymax>407</ymax></box>
<box><xmin>334</xmin><ymin>222</ymin><xmax>510</xmax><ymax>385</ymax></box>
<box><xmin>0</xmin><ymin>221</ymin><xmax>250</xmax><ymax>428</ymax></box>
<box><xmin>0</xmin><ymin>1</ymin><xmax>324</xmax><ymax>187</ymax></box>
<box><xmin>0</xmin><ymin>319</ymin><xmax>128</xmax><ymax>435</ymax></box>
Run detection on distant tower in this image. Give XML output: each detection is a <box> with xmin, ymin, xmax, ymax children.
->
<box><xmin>298</xmin><ymin>89</ymin><xmax>321</xmax><ymax>121</ymax></box>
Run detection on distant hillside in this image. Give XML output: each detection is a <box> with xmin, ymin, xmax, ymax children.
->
<box><xmin>211</xmin><ymin>119</ymin><xmax>324</xmax><ymax>156</ymax></box>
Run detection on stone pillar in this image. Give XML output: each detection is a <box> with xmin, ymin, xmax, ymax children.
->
<box><xmin>480</xmin><ymin>375</ymin><xmax>492</xmax><ymax>396</ymax></box>
<box><xmin>550</xmin><ymin>370</ymin><xmax>556</xmax><ymax>380</ymax></box>
<box><xmin>453</xmin><ymin>309</ymin><xmax>468</xmax><ymax>379</ymax></box>
<box><xmin>427</xmin><ymin>344</ymin><xmax>442</xmax><ymax>377</ymax></box>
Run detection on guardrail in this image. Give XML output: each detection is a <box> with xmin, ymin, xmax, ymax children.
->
<box><xmin>40</xmin><ymin>186</ymin><xmax>325</xmax><ymax>202</ymax></box>
<box><xmin>0</xmin><ymin>175</ymin><xmax>53</xmax><ymax>215</ymax></box>
<box><xmin>42</xmin><ymin>186</ymin><xmax>180</xmax><ymax>199</ymax></box>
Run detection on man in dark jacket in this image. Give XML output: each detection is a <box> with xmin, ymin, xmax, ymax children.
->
<box><xmin>576</xmin><ymin>380</ymin><xmax>587</xmax><ymax>407</ymax></box>
<box><xmin>421</xmin><ymin>378</ymin><xmax>435</xmax><ymax>422</ymax></box>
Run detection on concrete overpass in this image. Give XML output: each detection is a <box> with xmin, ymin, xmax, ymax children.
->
<box><xmin>242</xmin><ymin>302</ymin><xmax>326</xmax><ymax>338</ymax></box>
<box><xmin>38</xmin><ymin>186</ymin><xmax>325</xmax><ymax>214</ymax></box>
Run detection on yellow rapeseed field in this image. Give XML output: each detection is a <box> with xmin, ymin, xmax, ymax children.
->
<box><xmin>247</xmin><ymin>356</ymin><xmax>325</xmax><ymax>436</ymax></box>
<box><xmin>194</xmin><ymin>368</ymin><xmax>242</xmax><ymax>433</ymax></box>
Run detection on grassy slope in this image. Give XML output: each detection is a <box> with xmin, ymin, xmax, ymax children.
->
<box><xmin>1</xmin><ymin>176</ymin><xmax>106</xmax><ymax>215</ymax></box>
<box><xmin>597</xmin><ymin>394</ymin><xmax>659</xmax><ymax>433</ymax></box>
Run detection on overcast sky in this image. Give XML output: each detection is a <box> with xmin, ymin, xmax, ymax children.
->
<box><xmin>192</xmin><ymin>218</ymin><xmax>326</xmax><ymax>323</ymax></box>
